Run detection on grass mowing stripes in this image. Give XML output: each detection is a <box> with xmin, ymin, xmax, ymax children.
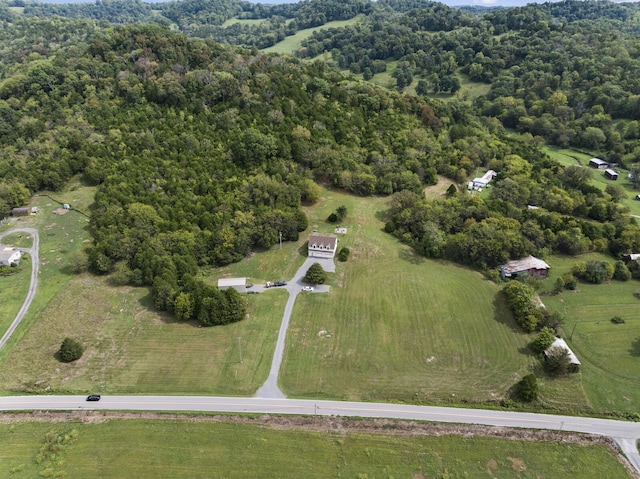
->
<box><xmin>0</xmin><ymin>274</ymin><xmax>286</xmax><ymax>395</ymax></box>
<box><xmin>0</xmin><ymin>420</ymin><xmax>632</xmax><ymax>479</ymax></box>
<box><xmin>280</xmin><ymin>189</ymin><xmax>535</xmax><ymax>403</ymax></box>
<box><xmin>540</xmin><ymin>253</ymin><xmax>640</xmax><ymax>414</ymax></box>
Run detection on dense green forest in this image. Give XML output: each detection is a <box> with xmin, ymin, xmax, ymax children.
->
<box><xmin>1</xmin><ymin>0</ymin><xmax>640</xmax><ymax>321</ymax></box>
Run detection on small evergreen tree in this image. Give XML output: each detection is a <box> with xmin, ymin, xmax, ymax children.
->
<box><xmin>304</xmin><ymin>262</ymin><xmax>327</xmax><ymax>284</ymax></box>
<box><xmin>445</xmin><ymin>183</ymin><xmax>457</xmax><ymax>197</ymax></box>
<box><xmin>58</xmin><ymin>337</ymin><xmax>84</xmax><ymax>363</ymax></box>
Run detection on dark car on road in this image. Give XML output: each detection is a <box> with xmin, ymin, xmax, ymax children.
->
<box><xmin>273</xmin><ymin>281</ymin><xmax>287</xmax><ymax>287</ymax></box>
<box><xmin>86</xmin><ymin>394</ymin><xmax>101</xmax><ymax>401</ymax></box>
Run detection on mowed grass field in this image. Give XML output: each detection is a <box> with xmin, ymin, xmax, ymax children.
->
<box><xmin>539</xmin><ymin>253</ymin><xmax>640</xmax><ymax>415</ymax></box>
<box><xmin>279</xmin><ymin>189</ymin><xmax>536</xmax><ymax>403</ymax></box>
<box><xmin>0</xmin><ymin>231</ymin><xmax>32</xmax><ymax>340</ymax></box>
<box><xmin>262</xmin><ymin>16</ymin><xmax>363</xmax><ymax>55</ymax></box>
<box><xmin>0</xmin><ymin>272</ymin><xmax>286</xmax><ymax>395</ymax></box>
<box><xmin>0</xmin><ymin>185</ymin><xmax>94</xmax><ymax>361</ymax></box>
<box><xmin>0</xmin><ymin>420</ymin><xmax>632</xmax><ymax>479</ymax></box>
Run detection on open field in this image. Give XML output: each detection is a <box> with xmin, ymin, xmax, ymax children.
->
<box><xmin>0</xmin><ymin>184</ymin><xmax>94</xmax><ymax>361</ymax></box>
<box><xmin>262</xmin><ymin>16</ymin><xmax>363</xmax><ymax>55</ymax></box>
<box><xmin>0</xmin><ymin>418</ymin><xmax>632</xmax><ymax>478</ymax></box>
<box><xmin>280</xmin><ymin>189</ymin><xmax>537</xmax><ymax>403</ymax></box>
<box><xmin>221</xmin><ymin>17</ymin><xmax>269</xmax><ymax>27</ymax></box>
<box><xmin>423</xmin><ymin>175</ymin><xmax>457</xmax><ymax>200</ymax></box>
<box><xmin>458</xmin><ymin>72</ymin><xmax>492</xmax><ymax>99</ymax></box>
<box><xmin>539</xmin><ymin>253</ymin><xmax>640</xmax><ymax>415</ymax></box>
<box><xmin>0</xmin><ymin>273</ymin><xmax>286</xmax><ymax>395</ymax></box>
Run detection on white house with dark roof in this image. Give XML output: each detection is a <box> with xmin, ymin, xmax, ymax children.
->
<box><xmin>501</xmin><ymin>255</ymin><xmax>550</xmax><ymax>280</ymax></box>
<box><xmin>308</xmin><ymin>232</ymin><xmax>338</xmax><ymax>259</ymax></box>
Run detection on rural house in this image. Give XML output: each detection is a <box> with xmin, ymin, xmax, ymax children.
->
<box><xmin>589</xmin><ymin>158</ymin><xmax>608</xmax><ymax>169</ymax></box>
<box><xmin>307</xmin><ymin>232</ymin><xmax>338</xmax><ymax>259</ymax></box>
<box><xmin>604</xmin><ymin>169</ymin><xmax>619</xmax><ymax>180</ymax></box>
<box><xmin>0</xmin><ymin>248</ymin><xmax>22</xmax><ymax>267</ymax></box>
<box><xmin>501</xmin><ymin>255</ymin><xmax>550</xmax><ymax>279</ymax></box>
<box><xmin>545</xmin><ymin>338</ymin><xmax>580</xmax><ymax>372</ymax></box>
<box><xmin>217</xmin><ymin>277</ymin><xmax>247</xmax><ymax>292</ymax></box>
<box><xmin>622</xmin><ymin>253</ymin><xmax>640</xmax><ymax>263</ymax></box>
<box><xmin>468</xmin><ymin>170</ymin><xmax>497</xmax><ymax>191</ymax></box>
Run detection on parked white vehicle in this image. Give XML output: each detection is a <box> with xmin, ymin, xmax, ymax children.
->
<box><xmin>301</xmin><ymin>286</ymin><xmax>314</xmax><ymax>292</ymax></box>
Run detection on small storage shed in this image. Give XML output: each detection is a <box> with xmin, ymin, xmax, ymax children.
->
<box><xmin>604</xmin><ymin>169</ymin><xmax>618</xmax><ymax>180</ymax></box>
<box><xmin>545</xmin><ymin>338</ymin><xmax>580</xmax><ymax>372</ymax></box>
<box><xmin>217</xmin><ymin>277</ymin><xmax>247</xmax><ymax>292</ymax></box>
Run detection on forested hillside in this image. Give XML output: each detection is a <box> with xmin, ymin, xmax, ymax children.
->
<box><xmin>1</xmin><ymin>0</ymin><xmax>640</xmax><ymax>322</ymax></box>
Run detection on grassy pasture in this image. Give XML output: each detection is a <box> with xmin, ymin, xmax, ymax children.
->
<box><xmin>262</xmin><ymin>16</ymin><xmax>363</xmax><ymax>55</ymax></box>
<box><xmin>0</xmin><ymin>184</ymin><xmax>94</xmax><ymax>361</ymax></box>
<box><xmin>280</xmin><ymin>189</ymin><xmax>536</xmax><ymax>403</ymax></box>
<box><xmin>458</xmin><ymin>72</ymin><xmax>492</xmax><ymax>99</ymax></box>
<box><xmin>0</xmin><ymin>256</ymin><xmax>31</xmax><ymax>341</ymax></box>
<box><xmin>221</xmin><ymin>17</ymin><xmax>269</xmax><ymax>27</ymax></box>
<box><xmin>539</xmin><ymin>253</ymin><xmax>640</xmax><ymax>415</ymax></box>
<box><xmin>0</xmin><ymin>420</ymin><xmax>632</xmax><ymax>479</ymax></box>
<box><xmin>0</xmin><ymin>273</ymin><xmax>286</xmax><ymax>395</ymax></box>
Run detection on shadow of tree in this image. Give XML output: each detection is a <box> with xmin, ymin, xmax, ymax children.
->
<box><xmin>492</xmin><ymin>291</ymin><xmax>524</xmax><ymax>333</ymax></box>
<box><xmin>630</xmin><ymin>338</ymin><xmax>640</xmax><ymax>357</ymax></box>
<box><xmin>398</xmin><ymin>248</ymin><xmax>425</xmax><ymax>265</ymax></box>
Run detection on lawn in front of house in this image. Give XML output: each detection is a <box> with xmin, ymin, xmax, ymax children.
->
<box><xmin>0</xmin><ymin>420</ymin><xmax>632</xmax><ymax>479</ymax></box>
<box><xmin>279</xmin><ymin>189</ymin><xmax>539</xmax><ymax>403</ymax></box>
<box><xmin>0</xmin><ymin>183</ymin><xmax>94</xmax><ymax>361</ymax></box>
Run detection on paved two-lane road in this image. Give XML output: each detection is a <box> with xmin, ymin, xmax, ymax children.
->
<box><xmin>0</xmin><ymin>228</ymin><xmax>39</xmax><ymax>351</ymax></box>
<box><xmin>0</xmin><ymin>395</ymin><xmax>638</xmax><ymax>473</ymax></box>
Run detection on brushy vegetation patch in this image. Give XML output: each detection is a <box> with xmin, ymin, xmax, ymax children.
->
<box><xmin>0</xmin><ymin>420</ymin><xmax>632</xmax><ymax>479</ymax></box>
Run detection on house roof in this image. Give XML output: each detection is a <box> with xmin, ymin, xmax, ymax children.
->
<box><xmin>625</xmin><ymin>253</ymin><xmax>640</xmax><ymax>261</ymax></box>
<box><xmin>589</xmin><ymin>158</ymin><xmax>607</xmax><ymax>165</ymax></box>
<box><xmin>217</xmin><ymin>277</ymin><xmax>247</xmax><ymax>287</ymax></box>
<box><xmin>545</xmin><ymin>338</ymin><xmax>581</xmax><ymax>365</ymax></box>
<box><xmin>0</xmin><ymin>249</ymin><xmax>21</xmax><ymax>262</ymax></box>
<box><xmin>308</xmin><ymin>232</ymin><xmax>337</xmax><ymax>250</ymax></box>
<box><xmin>605</xmin><ymin>169</ymin><xmax>618</xmax><ymax>176</ymax></box>
<box><xmin>501</xmin><ymin>255</ymin><xmax>550</xmax><ymax>274</ymax></box>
